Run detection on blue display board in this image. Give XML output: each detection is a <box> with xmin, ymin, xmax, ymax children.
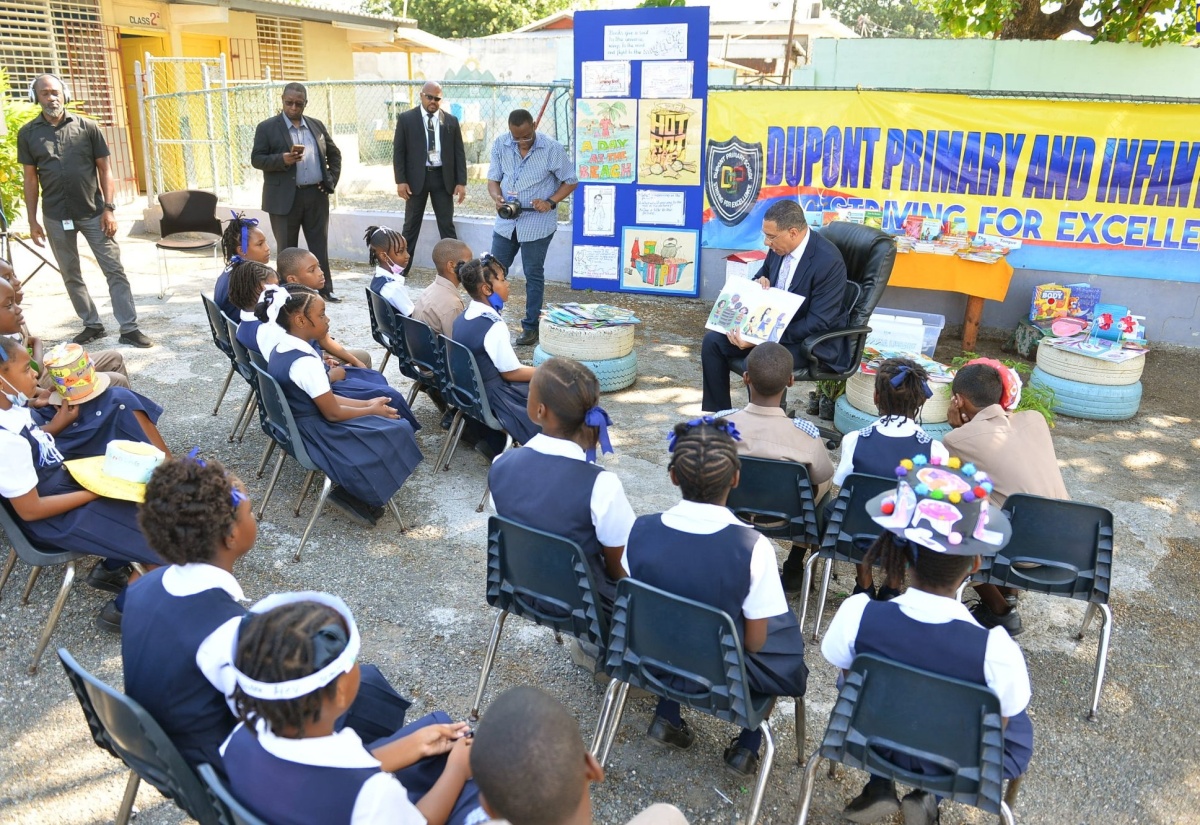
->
<box><xmin>570</xmin><ymin>7</ymin><xmax>710</xmax><ymax>298</ymax></box>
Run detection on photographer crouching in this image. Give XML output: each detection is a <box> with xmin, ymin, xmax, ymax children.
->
<box><xmin>487</xmin><ymin>109</ymin><xmax>577</xmax><ymax>347</ymax></box>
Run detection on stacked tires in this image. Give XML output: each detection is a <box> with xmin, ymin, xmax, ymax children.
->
<box><xmin>532</xmin><ymin>319</ymin><xmax>637</xmax><ymax>392</ymax></box>
<box><xmin>835</xmin><ymin>370</ymin><xmax>953</xmax><ymax>440</ymax></box>
<box><xmin>1030</xmin><ymin>343</ymin><xmax>1143</xmax><ymax>421</ymax></box>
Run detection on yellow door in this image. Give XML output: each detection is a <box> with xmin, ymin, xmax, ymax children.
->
<box><xmin>119</xmin><ymin>35</ymin><xmax>167</xmax><ymax>192</ymax></box>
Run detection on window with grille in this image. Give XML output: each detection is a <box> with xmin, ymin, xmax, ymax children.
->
<box><xmin>256</xmin><ymin>15</ymin><xmax>305</xmax><ymax>81</ymax></box>
<box><xmin>0</xmin><ymin>0</ymin><xmax>62</xmax><ymax>100</ymax></box>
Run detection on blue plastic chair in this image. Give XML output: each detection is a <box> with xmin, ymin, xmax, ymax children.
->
<box><xmin>976</xmin><ymin>493</ymin><xmax>1115</xmax><ymax>720</ymax></box>
<box><xmin>222</xmin><ymin>315</ymin><xmax>262</xmax><ymax>445</ymax></box>
<box><xmin>0</xmin><ymin>502</ymin><xmax>86</xmax><ymax>674</ymax></box>
<box><xmin>364</xmin><ymin>287</ymin><xmax>400</xmax><ymax>375</ymax></box>
<box><xmin>470</xmin><ymin>516</ymin><xmax>609</xmax><ymax>720</ymax></box>
<box><xmin>727</xmin><ymin>456</ymin><xmax>831</xmax><ymax>546</ymax></box>
<box><xmin>438</xmin><ymin>334</ymin><xmax>514</xmax><ymax>512</ymax></box>
<box><xmin>250</xmin><ymin>363</ymin><xmax>405</xmax><ymax>562</ymax></box>
<box><xmin>794</xmin><ymin>652</ymin><xmax>1018</xmax><ymax>825</ymax></box>
<box><xmin>58</xmin><ymin>648</ymin><xmax>223</xmax><ymax>825</ymax></box>
<box><xmin>398</xmin><ymin>313</ymin><xmax>448</xmax><ymax>405</ymax></box>
<box><xmin>201</xmin><ymin>295</ymin><xmax>238</xmax><ymax>416</ymax></box>
<box><xmin>197</xmin><ymin>763</ymin><xmax>268</xmax><ymax>825</ymax></box>
<box><xmin>799</xmin><ymin>472</ymin><xmax>896</xmax><ymax>639</ymax></box>
<box><xmin>594</xmin><ymin>578</ymin><xmax>798</xmax><ymax>825</ymax></box>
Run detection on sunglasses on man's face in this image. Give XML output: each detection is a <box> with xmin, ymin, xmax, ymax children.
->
<box><xmin>423</xmin><ymin>94</ymin><xmax>441</xmax><ymax>102</ymax></box>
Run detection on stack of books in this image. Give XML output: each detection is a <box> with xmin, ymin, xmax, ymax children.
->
<box><xmin>544</xmin><ymin>303</ymin><xmax>640</xmax><ymax>328</ymax></box>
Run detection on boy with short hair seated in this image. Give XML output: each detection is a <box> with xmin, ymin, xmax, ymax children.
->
<box><xmin>413</xmin><ymin>238</ymin><xmax>472</xmax><ymax>337</ymax></box>
<box><xmin>717</xmin><ymin>341</ymin><xmax>834</xmax><ymax>593</ymax></box>
<box><xmin>943</xmin><ymin>361</ymin><xmax>1070</xmax><ymax>635</ymax></box>
<box><xmin>471</xmin><ymin>686</ymin><xmax>688</xmax><ymax>825</ymax></box>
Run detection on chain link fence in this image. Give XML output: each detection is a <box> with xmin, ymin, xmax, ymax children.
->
<box><xmin>141</xmin><ymin>78</ymin><xmax>574</xmax><ymax>220</ymax></box>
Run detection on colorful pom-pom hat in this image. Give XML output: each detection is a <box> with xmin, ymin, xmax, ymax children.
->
<box><xmin>865</xmin><ymin>453</ymin><xmax>1012</xmax><ymax>556</ymax></box>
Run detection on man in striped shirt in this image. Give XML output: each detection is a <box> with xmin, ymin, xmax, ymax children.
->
<box><xmin>487</xmin><ymin>109</ymin><xmax>578</xmax><ymax>347</ymax></box>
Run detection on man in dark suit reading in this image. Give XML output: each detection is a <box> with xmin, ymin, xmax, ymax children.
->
<box><xmin>393</xmin><ymin>81</ymin><xmax>466</xmax><ymax>275</ymax></box>
<box><xmin>251</xmin><ymin>82</ymin><xmax>342</xmax><ymax>301</ymax></box>
<box><xmin>701</xmin><ymin>200</ymin><xmax>851</xmax><ymax>412</ymax></box>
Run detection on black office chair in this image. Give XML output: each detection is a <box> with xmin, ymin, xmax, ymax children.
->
<box><xmin>58</xmin><ymin>648</ymin><xmax>223</xmax><ymax>825</ymax></box>
<box><xmin>798</xmin><ymin>473</ymin><xmax>896</xmax><ymax>639</ymax></box>
<box><xmin>201</xmin><ymin>295</ymin><xmax>239</xmax><ymax>417</ymax></box>
<box><xmin>157</xmin><ymin>190</ymin><xmax>221</xmax><ymax>298</ymax></box>
<box><xmin>974</xmin><ymin>493</ymin><xmax>1114</xmax><ymax>720</ymax></box>
<box><xmin>197</xmin><ymin>763</ymin><xmax>268</xmax><ymax>825</ymax></box>
<box><xmin>365</xmin><ymin>287</ymin><xmax>401</xmax><ymax>375</ymax></box>
<box><xmin>439</xmin><ymin>335</ymin><xmax>515</xmax><ymax>511</ymax></box>
<box><xmin>794</xmin><ymin>653</ymin><xmax>1019</xmax><ymax>825</ymax></box>
<box><xmin>0</xmin><ymin>502</ymin><xmax>86</xmax><ymax>674</ymax></box>
<box><xmin>726</xmin><ymin>456</ymin><xmax>830</xmax><ymax>547</ymax></box>
<box><xmin>594</xmin><ymin>579</ymin><xmax>802</xmax><ymax>825</ymax></box>
<box><xmin>470</xmin><ymin>516</ymin><xmax>609</xmax><ymax>721</ymax></box>
<box><xmin>730</xmin><ymin>222</ymin><xmax>896</xmax><ymax>445</ymax></box>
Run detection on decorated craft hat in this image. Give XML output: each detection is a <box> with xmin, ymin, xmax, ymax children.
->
<box><xmin>64</xmin><ymin>441</ymin><xmax>166</xmax><ymax>503</ymax></box>
<box><xmin>865</xmin><ymin>453</ymin><xmax>1011</xmax><ymax>556</ymax></box>
<box><xmin>43</xmin><ymin>343</ymin><xmax>111</xmax><ymax>406</ymax></box>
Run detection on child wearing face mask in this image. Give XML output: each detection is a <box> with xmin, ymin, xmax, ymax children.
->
<box><xmin>366</xmin><ymin>225</ymin><xmax>415</xmax><ymax>317</ymax></box>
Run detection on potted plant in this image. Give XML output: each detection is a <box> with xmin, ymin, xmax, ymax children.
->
<box><xmin>816</xmin><ymin>379</ymin><xmax>845</xmax><ymax>421</ymax></box>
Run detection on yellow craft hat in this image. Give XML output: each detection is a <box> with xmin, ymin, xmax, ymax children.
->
<box><xmin>64</xmin><ymin>451</ymin><xmax>160</xmax><ymax>503</ymax></box>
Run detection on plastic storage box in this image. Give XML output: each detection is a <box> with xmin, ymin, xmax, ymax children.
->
<box><xmin>867</xmin><ymin>308</ymin><xmax>947</xmax><ymax>358</ymax></box>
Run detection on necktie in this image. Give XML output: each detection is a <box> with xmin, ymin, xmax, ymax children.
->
<box><xmin>426</xmin><ymin>114</ymin><xmax>436</xmax><ymax>152</ymax></box>
<box><xmin>778</xmin><ymin>253</ymin><xmax>793</xmax><ymax>291</ymax></box>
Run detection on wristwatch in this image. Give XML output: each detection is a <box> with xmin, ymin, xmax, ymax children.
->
<box><xmin>547</xmin><ymin>199</ymin><xmax>558</xmax><ymax>207</ymax></box>
<box><xmin>103</xmin><ymin>202</ymin><xmax>116</xmax><ymax>211</ymax></box>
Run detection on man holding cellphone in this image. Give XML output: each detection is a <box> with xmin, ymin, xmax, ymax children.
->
<box><xmin>251</xmin><ymin>83</ymin><xmax>343</xmax><ymax>301</ymax></box>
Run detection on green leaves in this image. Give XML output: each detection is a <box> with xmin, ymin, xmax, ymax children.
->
<box><xmin>388</xmin><ymin>0</ymin><xmax>575</xmax><ymax>39</ymax></box>
<box><xmin>917</xmin><ymin>0</ymin><xmax>1197</xmax><ymax>43</ymax></box>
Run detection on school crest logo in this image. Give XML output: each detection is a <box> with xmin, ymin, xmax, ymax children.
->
<box><xmin>705</xmin><ymin>137</ymin><xmax>763</xmax><ymax>226</ymax></box>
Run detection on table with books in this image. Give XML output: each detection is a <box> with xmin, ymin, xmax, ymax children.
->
<box><xmin>888</xmin><ymin>253</ymin><xmax>1014</xmax><ymax>351</ymax></box>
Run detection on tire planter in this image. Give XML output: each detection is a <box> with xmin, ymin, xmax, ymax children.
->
<box><xmin>845</xmin><ymin>371</ymin><xmax>952</xmax><ymax>424</ymax></box>
<box><xmin>834</xmin><ymin>395</ymin><xmax>952</xmax><ymax>441</ymax></box>
<box><xmin>538</xmin><ymin>320</ymin><xmax>634</xmax><ymax>360</ymax></box>
<box><xmin>533</xmin><ymin>345</ymin><xmax>637</xmax><ymax>393</ymax></box>
<box><xmin>1029</xmin><ymin>366</ymin><xmax>1142</xmax><ymax>421</ymax></box>
<box><xmin>1035</xmin><ymin>342</ymin><xmax>1144</xmax><ymax>386</ymax></box>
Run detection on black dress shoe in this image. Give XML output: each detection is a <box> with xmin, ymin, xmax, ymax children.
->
<box><xmin>514</xmin><ymin>329</ymin><xmax>538</xmax><ymax>347</ymax></box>
<box><xmin>722</xmin><ymin>737</ymin><xmax>760</xmax><ymax>777</ymax></box>
<box><xmin>327</xmin><ymin>485</ymin><xmax>378</xmax><ymax>526</ymax></box>
<box><xmin>474</xmin><ymin>439</ymin><xmax>498</xmax><ymax>462</ymax></box>
<box><xmin>86</xmin><ymin>564</ymin><xmax>130</xmax><ymax>594</ymax></box>
<box><xmin>118</xmin><ymin>330</ymin><xmax>153</xmax><ymax>348</ymax></box>
<box><xmin>96</xmin><ymin>599</ymin><xmax>123</xmax><ymax>634</ymax></box>
<box><xmin>73</xmin><ymin>326</ymin><xmax>106</xmax><ymax>345</ymax></box>
<box><xmin>780</xmin><ymin>565</ymin><xmax>806</xmax><ymax>595</ymax></box>
<box><xmin>646</xmin><ymin>715</ymin><xmax>695</xmax><ymax>750</ymax></box>
<box><xmin>843</xmin><ymin>776</ymin><xmax>899</xmax><ymax>823</ymax></box>
<box><xmin>323</xmin><ymin>293</ymin><xmax>343</xmax><ymax>303</ymax></box>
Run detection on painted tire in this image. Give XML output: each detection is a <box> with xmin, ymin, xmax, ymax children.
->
<box><xmin>1035</xmin><ymin>342</ymin><xmax>1144</xmax><ymax>386</ymax></box>
<box><xmin>538</xmin><ymin>320</ymin><xmax>634</xmax><ymax>360</ymax></box>
<box><xmin>1030</xmin><ymin>367</ymin><xmax>1142</xmax><ymax>421</ymax></box>
<box><xmin>533</xmin><ymin>345</ymin><xmax>638</xmax><ymax>393</ymax></box>
<box><xmin>845</xmin><ymin>371</ymin><xmax>952</xmax><ymax>423</ymax></box>
<box><xmin>834</xmin><ymin>394</ymin><xmax>952</xmax><ymax>441</ymax></box>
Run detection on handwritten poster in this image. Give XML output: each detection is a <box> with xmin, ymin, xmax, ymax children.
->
<box><xmin>576</xmin><ymin>99</ymin><xmax>636</xmax><ymax>184</ymax></box>
<box><xmin>635</xmin><ymin>190</ymin><xmax>686</xmax><ymax>226</ymax></box>
<box><xmin>580</xmin><ymin>60</ymin><xmax>631</xmax><ymax>98</ymax></box>
<box><xmin>637</xmin><ymin>99</ymin><xmax>702</xmax><ymax>187</ymax></box>
<box><xmin>641</xmin><ymin>60</ymin><xmax>693</xmax><ymax>99</ymax></box>
<box><xmin>604</xmin><ymin>23</ymin><xmax>688</xmax><ymax>60</ymax></box>
<box><xmin>583</xmin><ymin>185</ymin><xmax>616</xmax><ymax>236</ymax></box>
<box><xmin>573</xmin><ymin>244</ymin><xmax>620</xmax><ymax>281</ymax></box>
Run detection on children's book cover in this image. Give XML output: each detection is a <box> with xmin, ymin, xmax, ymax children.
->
<box><xmin>1031</xmin><ymin>283</ymin><xmax>1071</xmax><ymax>321</ymax></box>
<box><xmin>1064</xmin><ymin>283</ymin><xmax>1102</xmax><ymax>321</ymax></box>
<box><xmin>705</xmin><ymin>276</ymin><xmax>805</xmax><ymax>346</ymax></box>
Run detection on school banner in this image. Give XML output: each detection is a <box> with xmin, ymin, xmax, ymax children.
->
<box><xmin>702</xmin><ymin>90</ymin><xmax>1200</xmax><ymax>282</ymax></box>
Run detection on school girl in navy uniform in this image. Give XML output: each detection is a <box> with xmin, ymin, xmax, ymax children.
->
<box><xmin>0</xmin><ymin>336</ymin><xmax>162</xmax><ymax>629</ymax></box>
<box><xmin>451</xmin><ymin>257</ymin><xmax>538</xmax><ymax>457</ymax></box>
<box><xmin>832</xmin><ymin>357</ymin><xmax>949</xmax><ymax>601</ymax></box>
<box><xmin>366</xmin><ymin>225</ymin><xmax>415</xmax><ymax>316</ymax></box>
<box><xmin>123</xmin><ymin>454</ymin><xmax>413</xmax><ymax>774</ymax></box>
<box><xmin>259</xmin><ymin>287</ymin><xmax>422</xmax><ymax>524</ymax></box>
<box><xmin>820</xmin><ymin>454</ymin><xmax>1031</xmax><ymax>825</ymax></box>
<box><xmin>227</xmin><ymin>260</ymin><xmax>282</xmax><ymax>356</ymax></box>
<box><xmin>223</xmin><ymin>593</ymin><xmax>486</xmax><ymax>825</ymax></box>
<box><xmin>489</xmin><ymin>357</ymin><xmax>635</xmax><ymax>617</ymax></box>
<box><xmin>622</xmin><ymin>417</ymin><xmax>807</xmax><ymax>777</ymax></box>
<box><xmin>215</xmin><ymin>212</ymin><xmax>272</xmax><ymax>321</ymax></box>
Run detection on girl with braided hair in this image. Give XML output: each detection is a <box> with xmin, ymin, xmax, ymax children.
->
<box><xmin>215</xmin><ymin>211</ymin><xmax>271</xmax><ymax>320</ymax></box>
<box><xmin>224</xmin><ymin>593</ymin><xmax>484</xmax><ymax>825</ymax></box>
<box><xmin>366</xmin><ymin>225</ymin><xmax>415</xmax><ymax>315</ymax></box>
<box><xmin>622</xmin><ymin>417</ymin><xmax>807</xmax><ymax>778</ymax></box>
<box><xmin>228</xmin><ymin>260</ymin><xmax>280</xmax><ymax>355</ymax></box>
<box><xmin>833</xmin><ymin>356</ymin><xmax>950</xmax><ymax>601</ymax></box>
<box><xmin>257</xmin><ymin>286</ymin><xmax>422</xmax><ymax>525</ymax></box>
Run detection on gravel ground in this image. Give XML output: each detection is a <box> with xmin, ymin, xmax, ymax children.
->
<box><xmin>1</xmin><ymin>212</ymin><xmax>1198</xmax><ymax>825</ymax></box>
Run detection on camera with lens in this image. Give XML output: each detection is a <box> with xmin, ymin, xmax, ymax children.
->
<box><xmin>497</xmin><ymin>198</ymin><xmax>523</xmax><ymax>220</ymax></box>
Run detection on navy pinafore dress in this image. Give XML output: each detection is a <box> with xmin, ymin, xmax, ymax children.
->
<box><xmin>626</xmin><ymin>514</ymin><xmax>808</xmax><ymax>698</ymax></box>
<box><xmin>33</xmin><ymin>386</ymin><xmax>164</xmax><ymax>460</ymax></box>
<box><xmin>236</xmin><ymin>317</ymin><xmax>262</xmax><ymax>355</ymax></box>
<box><xmin>6</xmin><ymin>421</ymin><xmax>161</xmax><ymax>565</ymax></box>
<box><xmin>310</xmin><ymin>340</ymin><xmax>421</xmax><ymax>431</ymax></box>
<box><xmin>855</xmin><ymin>600</ymin><xmax>1034</xmax><ymax>779</ymax></box>
<box><xmin>851</xmin><ymin>418</ymin><xmax>934</xmax><ymax>477</ymax></box>
<box><xmin>268</xmin><ymin>346</ymin><xmax>422</xmax><ymax>507</ymax></box>
<box><xmin>214</xmin><ymin>264</ymin><xmax>239</xmax><ymax>321</ymax></box>
<box><xmin>451</xmin><ymin>313</ymin><xmax>538</xmax><ymax>444</ymax></box>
